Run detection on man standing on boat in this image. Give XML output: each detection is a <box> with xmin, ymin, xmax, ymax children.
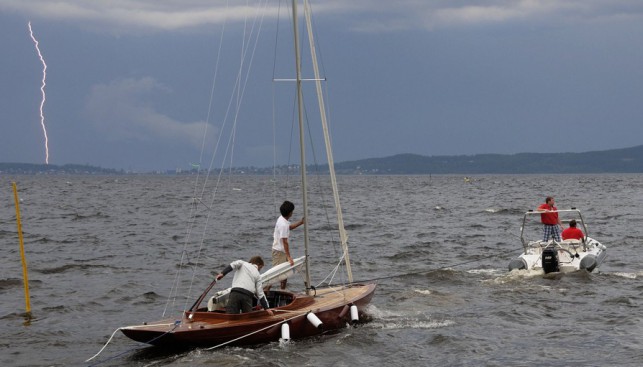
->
<box><xmin>272</xmin><ymin>200</ymin><xmax>305</xmax><ymax>289</ymax></box>
<box><xmin>537</xmin><ymin>196</ymin><xmax>562</xmax><ymax>242</ymax></box>
<box><xmin>216</xmin><ymin>256</ymin><xmax>274</xmax><ymax>315</ymax></box>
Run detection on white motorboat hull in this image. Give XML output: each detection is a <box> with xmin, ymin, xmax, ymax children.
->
<box><xmin>508</xmin><ymin>237</ymin><xmax>607</xmax><ymax>273</ymax></box>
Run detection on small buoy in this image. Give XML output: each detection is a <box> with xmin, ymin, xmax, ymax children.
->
<box><xmin>350</xmin><ymin>305</ymin><xmax>359</xmax><ymax>323</ymax></box>
<box><xmin>307</xmin><ymin>312</ymin><xmax>323</xmax><ymax>329</ymax></box>
<box><xmin>281</xmin><ymin>323</ymin><xmax>290</xmax><ymax>341</ymax></box>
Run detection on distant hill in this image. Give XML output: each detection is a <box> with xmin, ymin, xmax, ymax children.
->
<box><xmin>328</xmin><ymin>145</ymin><xmax>643</xmax><ymax>174</ymax></box>
<box><xmin>0</xmin><ymin>163</ymin><xmax>122</xmax><ymax>175</ymax></box>
<box><xmin>2</xmin><ymin>145</ymin><xmax>643</xmax><ymax>175</ymax></box>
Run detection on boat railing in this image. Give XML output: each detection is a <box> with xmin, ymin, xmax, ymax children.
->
<box><xmin>525</xmin><ymin>239</ymin><xmax>586</xmax><ymax>257</ymax></box>
<box><xmin>519</xmin><ymin>208</ymin><xmax>589</xmax><ymax>253</ymax></box>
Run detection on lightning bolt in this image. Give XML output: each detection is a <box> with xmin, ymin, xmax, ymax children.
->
<box><xmin>28</xmin><ymin>21</ymin><xmax>50</xmax><ymax>165</ymax></box>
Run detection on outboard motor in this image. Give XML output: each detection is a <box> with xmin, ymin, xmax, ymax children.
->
<box><xmin>541</xmin><ymin>248</ymin><xmax>559</xmax><ymax>274</ymax></box>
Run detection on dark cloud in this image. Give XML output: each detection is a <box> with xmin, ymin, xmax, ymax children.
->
<box><xmin>2</xmin><ymin>1</ymin><xmax>643</xmax><ymax>170</ymax></box>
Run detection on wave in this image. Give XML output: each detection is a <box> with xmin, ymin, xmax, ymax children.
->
<box><xmin>484</xmin><ymin>208</ymin><xmax>526</xmax><ymax>215</ymax></box>
<box><xmin>484</xmin><ymin>208</ymin><xmax>508</xmax><ymax>214</ymax></box>
<box><xmin>603</xmin><ymin>296</ymin><xmax>637</xmax><ymax>307</ymax></box>
<box><xmin>466</xmin><ymin>268</ymin><xmax>505</xmax><ymax>276</ymax></box>
<box><xmin>37</xmin><ymin>263</ymin><xmax>118</xmax><ymax>274</ymax></box>
<box><xmin>601</xmin><ymin>271</ymin><xmax>642</xmax><ymax>279</ymax></box>
<box><xmin>0</xmin><ymin>278</ymin><xmax>24</xmax><ymax>290</ymax></box>
<box><xmin>71</xmin><ymin>212</ymin><xmax>110</xmax><ymax>221</ymax></box>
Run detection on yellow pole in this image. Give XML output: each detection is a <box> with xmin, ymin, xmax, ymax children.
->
<box><xmin>12</xmin><ymin>182</ymin><xmax>32</xmax><ymax>318</ymax></box>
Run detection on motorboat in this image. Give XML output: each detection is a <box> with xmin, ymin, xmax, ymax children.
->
<box><xmin>508</xmin><ymin>209</ymin><xmax>607</xmax><ymax>274</ymax></box>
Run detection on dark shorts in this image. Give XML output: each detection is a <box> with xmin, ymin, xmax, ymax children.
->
<box><xmin>226</xmin><ymin>288</ymin><xmax>254</xmax><ymax>314</ymax></box>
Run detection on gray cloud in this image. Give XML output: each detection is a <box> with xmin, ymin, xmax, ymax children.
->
<box><xmin>3</xmin><ymin>0</ymin><xmax>643</xmax><ymax>34</ymax></box>
<box><xmin>84</xmin><ymin>77</ymin><xmax>216</xmax><ymax>150</ymax></box>
<box><xmin>0</xmin><ymin>0</ymin><xmax>279</xmax><ymax>33</ymax></box>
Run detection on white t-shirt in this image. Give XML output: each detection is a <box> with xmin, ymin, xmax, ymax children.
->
<box><xmin>272</xmin><ymin>215</ymin><xmax>290</xmax><ymax>252</ymax></box>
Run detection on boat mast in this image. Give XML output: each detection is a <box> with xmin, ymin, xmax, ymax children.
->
<box><xmin>292</xmin><ymin>0</ymin><xmax>312</xmax><ymax>295</ymax></box>
<box><xmin>303</xmin><ymin>0</ymin><xmax>353</xmax><ymax>282</ymax></box>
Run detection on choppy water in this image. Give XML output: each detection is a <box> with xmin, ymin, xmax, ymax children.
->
<box><xmin>1</xmin><ymin>174</ymin><xmax>642</xmax><ymax>366</ymax></box>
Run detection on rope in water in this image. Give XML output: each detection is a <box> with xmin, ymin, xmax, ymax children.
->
<box><xmin>350</xmin><ymin>250</ymin><xmax>521</xmax><ymax>284</ymax></box>
<box><xmin>85</xmin><ymin>321</ymin><xmax>180</xmax><ymax>366</ymax></box>
<box><xmin>204</xmin><ymin>310</ymin><xmax>310</xmax><ymax>350</ymax></box>
<box><xmin>85</xmin><ymin>327</ymin><xmax>122</xmax><ymax>363</ymax></box>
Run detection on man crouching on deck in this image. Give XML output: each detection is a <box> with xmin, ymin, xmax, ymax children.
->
<box><xmin>216</xmin><ymin>256</ymin><xmax>274</xmax><ymax>316</ymax></box>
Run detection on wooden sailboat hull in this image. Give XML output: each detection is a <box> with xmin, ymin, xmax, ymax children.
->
<box><xmin>121</xmin><ymin>283</ymin><xmax>376</xmax><ymax>348</ymax></box>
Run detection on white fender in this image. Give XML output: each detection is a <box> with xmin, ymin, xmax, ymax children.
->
<box><xmin>307</xmin><ymin>312</ymin><xmax>323</xmax><ymax>329</ymax></box>
<box><xmin>350</xmin><ymin>305</ymin><xmax>359</xmax><ymax>323</ymax></box>
<box><xmin>281</xmin><ymin>323</ymin><xmax>290</xmax><ymax>341</ymax></box>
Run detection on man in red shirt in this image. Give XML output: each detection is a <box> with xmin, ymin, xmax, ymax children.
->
<box><xmin>562</xmin><ymin>219</ymin><xmax>584</xmax><ymax>240</ymax></box>
<box><xmin>537</xmin><ymin>196</ymin><xmax>562</xmax><ymax>241</ymax></box>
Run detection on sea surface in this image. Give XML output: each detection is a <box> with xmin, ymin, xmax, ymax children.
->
<box><xmin>1</xmin><ymin>174</ymin><xmax>642</xmax><ymax>367</ymax></box>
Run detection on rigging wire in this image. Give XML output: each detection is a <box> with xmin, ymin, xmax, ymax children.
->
<box><xmin>163</xmin><ymin>0</ymin><xmax>272</xmax><ymax>318</ymax></box>
<box><xmin>182</xmin><ymin>0</ymin><xmax>271</xmax><ymax>313</ymax></box>
<box><xmin>167</xmin><ymin>0</ymin><xmax>229</xmax><ymax>315</ymax></box>
<box><xmin>271</xmin><ymin>0</ymin><xmax>283</xmax><ymax>211</ymax></box>
<box><xmin>164</xmin><ymin>0</ymin><xmax>231</xmax><ymax>317</ymax></box>
<box><xmin>272</xmin><ymin>0</ymin><xmax>302</xmax><ymax>200</ymax></box>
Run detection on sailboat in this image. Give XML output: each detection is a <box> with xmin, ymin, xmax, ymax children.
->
<box><xmin>120</xmin><ymin>0</ymin><xmax>376</xmax><ymax>348</ymax></box>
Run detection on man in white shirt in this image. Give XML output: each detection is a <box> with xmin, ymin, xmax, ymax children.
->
<box><xmin>272</xmin><ymin>200</ymin><xmax>304</xmax><ymax>289</ymax></box>
<box><xmin>216</xmin><ymin>256</ymin><xmax>274</xmax><ymax>315</ymax></box>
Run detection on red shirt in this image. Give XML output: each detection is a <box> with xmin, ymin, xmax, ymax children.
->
<box><xmin>538</xmin><ymin>203</ymin><xmax>559</xmax><ymax>225</ymax></box>
<box><xmin>562</xmin><ymin>227</ymin><xmax>584</xmax><ymax>240</ymax></box>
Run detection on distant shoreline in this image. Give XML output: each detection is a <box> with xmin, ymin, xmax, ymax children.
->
<box><xmin>2</xmin><ymin>144</ymin><xmax>642</xmax><ymax>175</ymax></box>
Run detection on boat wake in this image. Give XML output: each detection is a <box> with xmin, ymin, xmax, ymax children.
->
<box><xmin>482</xmin><ymin>270</ymin><xmax>554</xmax><ymax>286</ymax></box>
<box><xmin>364</xmin><ymin>306</ymin><xmax>454</xmax><ymax>331</ymax></box>
<box><xmin>602</xmin><ymin>271</ymin><xmax>643</xmax><ymax>279</ymax></box>
<box><xmin>368</xmin><ymin>317</ymin><xmax>454</xmax><ymax>331</ymax></box>
<box><xmin>466</xmin><ymin>268</ymin><xmax>505</xmax><ymax>276</ymax></box>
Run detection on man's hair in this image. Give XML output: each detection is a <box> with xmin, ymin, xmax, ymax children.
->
<box><xmin>280</xmin><ymin>200</ymin><xmax>295</xmax><ymax>217</ymax></box>
<box><xmin>545</xmin><ymin>196</ymin><xmax>554</xmax><ymax>204</ymax></box>
<box><xmin>249</xmin><ymin>256</ymin><xmax>264</xmax><ymax>267</ymax></box>
<box><xmin>569</xmin><ymin>219</ymin><xmax>577</xmax><ymax>227</ymax></box>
